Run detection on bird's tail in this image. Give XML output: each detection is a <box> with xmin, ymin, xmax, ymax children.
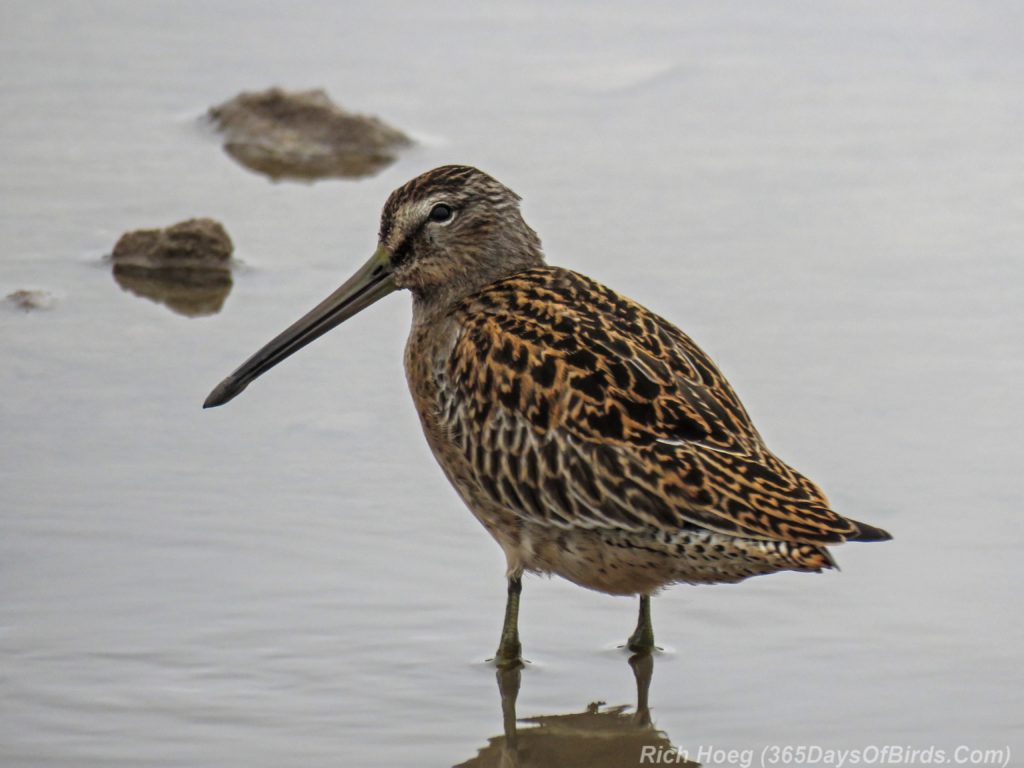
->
<box><xmin>845</xmin><ymin>518</ymin><xmax>893</xmax><ymax>542</ymax></box>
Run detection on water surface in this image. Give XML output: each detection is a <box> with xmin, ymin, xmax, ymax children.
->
<box><xmin>2</xmin><ymin>2</ymin><xmax>1021</xmax><ymax>766</ymax></box>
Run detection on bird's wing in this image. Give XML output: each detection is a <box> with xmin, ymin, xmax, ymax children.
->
<box><xmin>441</xmin><ymin>267</ymin><xmax>859</xmax><ymax>545</ymax></box>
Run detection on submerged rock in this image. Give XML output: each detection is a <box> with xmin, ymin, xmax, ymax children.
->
<box><xmin>112</xmin><ymin>218</ymin><xmax>233</xmax><ymax>269</ymax></box>
<box><xmin>5</xmin><ymin>289</ymin><xmax>56</xmax><ymax>312</ymax></box>
<box><xmin>208</xmin><ymin>87</ymin><xmax>412</xmax><ymax>181</ymax></box>
<box><xmin>111</xmin><ymin>218</ymin><xmax>233</xmax><ymax>317</ymax></box>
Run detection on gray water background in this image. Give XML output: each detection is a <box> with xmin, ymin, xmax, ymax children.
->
<box><xmin>2</xmin><ymin>1</ymin><xmax>1022</xmax><ymax>766</ymax></box>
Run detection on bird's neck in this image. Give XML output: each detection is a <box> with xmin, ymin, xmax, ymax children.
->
<box><xmin>410</xmin><ymin>237</ymin><xmax>545</xmax><ymax>327</ymax></box>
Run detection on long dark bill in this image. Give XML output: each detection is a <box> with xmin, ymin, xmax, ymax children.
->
<box><xmin>203</xmin><ymin>246</ymin><xmax>396</xmax><ymax>408</ymax></box>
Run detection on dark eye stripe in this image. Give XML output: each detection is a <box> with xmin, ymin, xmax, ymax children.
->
<box><xmin>429</xmin><ymin>203</ymin><xmax>453</xmax><ymax>223</ymax></box>
<box><xmin>391</xmin><ymin>240</ymin><xmax>413</xmax><ymax>266</ymax></box>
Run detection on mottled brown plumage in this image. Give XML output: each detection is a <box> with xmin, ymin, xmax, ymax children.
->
<box><xmin>205</xmin><ymin>164</ymin><xmax>891</xmax><ymax>664</ymax></box>
<box><xmin>406</xmin><ymin>265</ymin><xmax>890</xmax><ymax>594</ymax></box>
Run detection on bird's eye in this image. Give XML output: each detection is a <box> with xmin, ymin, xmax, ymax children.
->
<box><xmin>428</xmin><ymin>203</ymin><xmax>454</xmax><ymax>223</ymax></box>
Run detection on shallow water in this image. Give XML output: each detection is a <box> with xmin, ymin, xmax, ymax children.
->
<box><xmin>2</xmin><ymin>2</ymin><xmax>1022</xmax><ymax>766</ymax></box>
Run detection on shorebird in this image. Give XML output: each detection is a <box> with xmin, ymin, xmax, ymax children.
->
<box><xmin>204</xmin><ymin>165</ymin><xmax>891</xmax><ymax>667</ymax></box>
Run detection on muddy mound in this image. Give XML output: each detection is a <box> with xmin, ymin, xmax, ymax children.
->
<box><xmin>208</xmin><ymin>88</ymin><xmax>412</xmax><ymax>181</ymax></box>
<box><xmin>111</xmin><ymin>218</ymin><xmax>233</xmax><ymax>317</ymax></box>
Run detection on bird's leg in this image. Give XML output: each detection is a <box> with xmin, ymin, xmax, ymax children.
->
<box><xmin>626</xmin><ymin>595</ymin><xmax>656</xmax><ymax>653</ymax></box>
<box><xmin>494</xmin><ymin>575</ymin><xmax>523</xmax><ymax>668</ymax></box>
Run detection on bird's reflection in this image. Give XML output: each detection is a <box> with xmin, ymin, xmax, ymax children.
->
<box><xmin>455</xmin><ymin>653</ymin><xmax>697</xmax><ymax>768</ymax></box>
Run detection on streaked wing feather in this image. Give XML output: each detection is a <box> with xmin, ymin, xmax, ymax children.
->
<box><xmin>442</xmin><ymin>267</ymin><xmax>858</xmax><ymax>545</ymax></box>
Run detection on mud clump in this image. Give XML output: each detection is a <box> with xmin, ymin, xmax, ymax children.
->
<box><xmin>208</xmin><ymin>87</ymin><xmax>412</xmax><ymax>181</ymax></box>
<box><xmin>111</xmin><ymin>218</ymin><xmax>233</xmax><ymax>317</ymax></box>
<box><xmin>5</xmin><ymin>289</ymin><xmax>56</xmax><ymax>312</ymax></box>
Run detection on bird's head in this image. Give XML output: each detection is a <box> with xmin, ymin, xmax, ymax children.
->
<box><xmin>203</xmin><ymin>165</ymin><xmax>543</xmax><ymax>408</ymax></box>
<box><xmin>380</xmin><ymin>164</ymin><xmax>543</xmax><ymax>301</ymax></box>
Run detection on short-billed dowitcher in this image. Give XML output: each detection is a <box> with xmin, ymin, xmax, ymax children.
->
<box><xmin>204</xmin><ymin>165</ymin><xmax>891</xmax><ymax>666</ymax></box>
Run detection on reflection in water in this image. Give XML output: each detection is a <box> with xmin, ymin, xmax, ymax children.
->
<box><xmin>455</xmin><ymin>653</ymin><xmax>697</xmax><ymax>768</ymax></box>
<box><xmin>112</xmin><ymin>264</ymin><xmax>232</xmax><ymax>317</ymax></box>
<box><xmin>221</xmin><ymin>141</ymin><xmax>400</xmax><ymax>182</ymax></box>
